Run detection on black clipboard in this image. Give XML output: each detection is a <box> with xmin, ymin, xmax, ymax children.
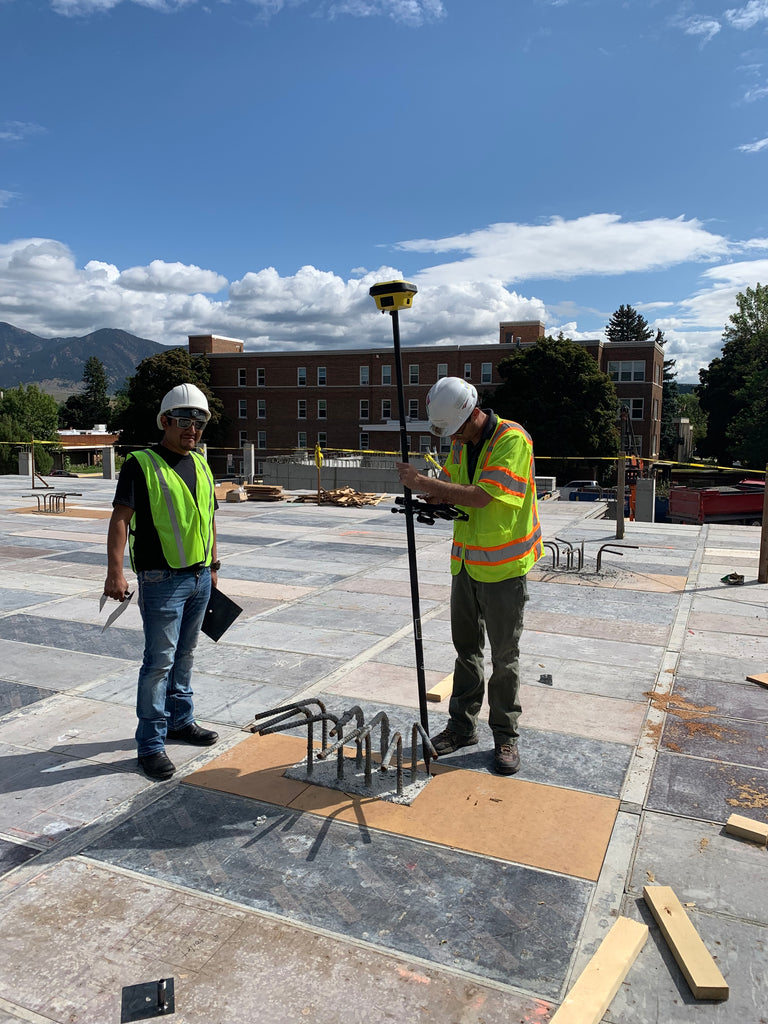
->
<box><xmin>201</xmin><ymin>586</ymin><xmax>243</xmax><ymax>642</ymax></box>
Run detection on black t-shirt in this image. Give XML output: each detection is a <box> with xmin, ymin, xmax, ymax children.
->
<box><xmin>113</xmin><ymin>445</ymin><xmax>216</xmax><ymax>571</ymax></box>
<box><xmin>466</xmin><ymin>409</ymin><xmax>498</xmax><ymax>482</ymax></box>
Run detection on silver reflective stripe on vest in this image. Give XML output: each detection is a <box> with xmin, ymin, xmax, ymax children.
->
<box><xmin>451</xmin><ymin>523</ymin><xmax>542</xmax><ymax>565</ymax></box>
<box><xmin>144</xmin><ymin>449</ymin><xmax>189</xmax><ymax>567</ymax></box>
<box><xmin>192</xmin><ymin>451</ymin><xmax>214</xmax><ymax>563</ymax></box>
<box><xmin>480</xmin><ymin>467</ymin><xmax>527</xmax><ymax>496</ymax></box>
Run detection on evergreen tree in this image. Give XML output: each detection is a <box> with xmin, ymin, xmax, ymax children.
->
<box><xmin>60</xmin><ymin>355</ymin><xmax>112</xmax><ymax>429</ymax></box>
<box><xmin>697</xmin><ymin>283</ymin><xmax>768</xmax><ymax>465</ymax></box>
<box><xmin>113</xmin><ymin>347</ymin><xmax>224</xmax><ymax>447</ymax></box>
<box><xmin>605</xmin><ymin>304</ymin><xmax>653</xmax><ymax>344</ymax></box>
<box><xmin>493</xmin><ymin>334</ymin><xmax>619</xmax><ymax>466</ymax></box>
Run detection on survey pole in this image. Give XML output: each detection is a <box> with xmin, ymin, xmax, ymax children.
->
<box><xmin>368</xmin><ymin>281</ymin><xmax>430</xmax><ymax>762</ymax></box>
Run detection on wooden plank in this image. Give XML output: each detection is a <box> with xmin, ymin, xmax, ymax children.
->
<box><xmin>426</xmin><ymin>673</ymin><xmax>454</xmax><ymax>703</ymax></box>
<box><xmin>725</xmin><ymin>812</ymin><xmax>768</xmax><ymax>846</ymax></box>
<box><xmin>745</xmin><ymin>671</ymin><xmax>768</xmax><ymax>687</ymax></box>
<box><xmin>643</xmin><ymin>885</ymin><xmax>729</xmax><ymax>1000</ymax></box>
<box><xmin>550</xmin><ymin>916</ymin><xmax>648</xmax><ymax>1024</ymax></box>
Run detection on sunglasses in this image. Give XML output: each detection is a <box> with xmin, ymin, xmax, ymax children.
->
<box><xmin>170</xmin><ymin>415</ymin><xmax>207</xmax><ymax>430</ymax></box>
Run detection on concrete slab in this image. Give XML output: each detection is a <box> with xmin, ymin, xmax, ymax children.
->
<box><xmin>0</xmin><ymin>857</ymin><xmax>552</xmax><ymax>1024</ymax></box>
<box><xmin>0</xmin><ymin>681</ymin><xmax>56</xmax><ymax>718</ymax></box>
<box><xmin>0</xmin><ymin>639</ymin><xmax>135</xmax><ymax>691</ymax></box>
<box><xmin>647</xmin><ymin>750</ymin><xmax>768</xmax><ymax>825</ymax></box>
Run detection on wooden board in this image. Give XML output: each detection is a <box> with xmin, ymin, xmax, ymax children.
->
<box><xmin>550</xmin><ymin>917</ymin><xmax>648</xmax><ymax>1023</ymax></box>
<box><xmin>745</xmin><ymin>671</ymin><xmax>768</xmax><ymax>687</ymax></box>
<box><xmin>725</xmin><ymin>812</ymin><xmax>768</xmax><ymax>846</ymax></box>
<box><xmin>643</xmin><ymin>885</ymin><xmax>729</xmax><ymax>1000</ymax></box>
<box><xmin>426</xmin><ymin>673</ymin><xmax>454</xmax><ymax>703</ymax></box>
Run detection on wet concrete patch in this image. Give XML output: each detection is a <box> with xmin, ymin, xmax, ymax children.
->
<box><xmin>0</xmin><ymin>680</ymin><xmax>55</xmax><ymax>718</ymax></box>
<box><xmin>647</xmin><ymin>751</ymin><xmax>768</xmax><ymax>825</ymax></box>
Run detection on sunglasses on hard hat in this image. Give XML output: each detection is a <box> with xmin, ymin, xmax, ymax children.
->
<box><xmin>167</xmin><ymin>409</ymin><xmax>207</xmax><ymax>430</ymax></box>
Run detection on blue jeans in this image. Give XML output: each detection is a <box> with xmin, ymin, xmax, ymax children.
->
<box><xmin>449</xmin><ymin>566</ymin><xmax>529</xmax><ymax>743</ymax></box>
<box><xmin>135</xmin><ymin>568</ymin><xmax>211</xmax><ymax>756</ymax></box>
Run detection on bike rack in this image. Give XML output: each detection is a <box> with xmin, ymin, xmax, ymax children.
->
<box><xmin>251</xmin><ymin>701</ymin><xmax>437</xmax><ymax>804</ymax></box>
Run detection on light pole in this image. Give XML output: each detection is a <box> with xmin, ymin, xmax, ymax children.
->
<box><xmin>369</xmin><ymin>281</ymin><xmax>431</xmax><ymax>759</ymax></box>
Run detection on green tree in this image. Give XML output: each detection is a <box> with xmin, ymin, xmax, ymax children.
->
<box><xmin>656</xmin><ymin>329</ymin><xmax>681</xmax><ymax>459</ymax></box>
<box><xmin>677</xmin><ymin>392</ymin><xmax>708</xmax><ymax>448</ymax></box>
<box><xmin>605</xmin><ymin>304</ymin><xmax>653</xmax><ymax>344</ymax></box>
<box><xmin>492</xmin><ymin>334</ymin><xmax>619</xmax><ymax>466</ymax></box>
<box><xmin>60</xmin><ymin>355</ymin><xmax>112</xmax><ymax>429</ymax></box>
<box><xmin>0</xmin><ymin>384</ymin><xmax>60</xmax><ymax>474</ymax></box>
<box><xmin>697</xmin><ymin>283</ymin><xmax>768</xmax><ymax>465</ymax></box>
<box><xmin>113</xmin><ymin>347</ymin><xmax>224</xmax><ymax>447</ymax></box>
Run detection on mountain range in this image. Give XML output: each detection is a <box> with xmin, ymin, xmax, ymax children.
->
<box><xmin>0</xmin><ymin>322</ymin><xmax>167</xmax><ymax>397</ymax></box>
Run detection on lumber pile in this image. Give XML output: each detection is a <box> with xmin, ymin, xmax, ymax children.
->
<box><xmin>293</xmin><ymin>487</ymin><xmax>386</xmax><ymax>508</ymax></box>
<box><xmin>244</xmin><ymin>484</ymin><xmax>284</xmax><ymax>502</ymax></box>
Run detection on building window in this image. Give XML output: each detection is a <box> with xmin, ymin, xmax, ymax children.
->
<box><xmin>297</xmin><ymin>399</ymin><xmax>307</xmax><ymax>419</ymax></box>
<box><xmin>359</xmin><ymin>366</ymin><xmax>369</xmax><ymax>386</ymax></box>
<box><xmin>318</xmin><ymin>399</ymin><xmax>327</xmax><ymax>419</ymax></box>
<box><xmin>238</xmin><ymin>430</ymin><xmax>248</xmax><ymax>447</ymax></box>
<box><xmin>621</xmin><ymin>398</ymin><xmax>644</xmax><ymax>420</ymax></box>
<box><xmin>437</xmin><ymin>362</ymin><xmax>448</xmax><ymax>380</ymax></box>
<box><xmin>408</xmin><ymin>399</ymin><xmax>419</xmax><ymax>420</ymax></box>
<box><xmin>317</xmin><ymin>432</ymin><xmax>327</xmax><ymax>448</ymax></box>
<box><xmin>360</xmin><ymin>432</ymin><xmax>370</xmax><ymax>450</ymax></box>
<box><xmin>654</xmin><ymin>363</ymin><xmax>661</xmax><ymax>384</ymax></box>
<box><xmin>297</xmin><ymin>367</ymin><xmax>307</xmax><ymax>386</ymax></box>
<box><xmin>381</xmin><ymin>365</ymin><xmax>392</xmax><ymax>385</ymax></box>
<box><xmin>257</xmin><ymin>431</ymin><xmax>267</xmax><ymax>449</ymax></box>
<box><xmin>652</xmin><ymin>398</ymin><xmax>659</xmax><ymax>421</ymax></box>
<box><xmin>608</xmin><ymin>360</ymin><xmax>645</xmax><ymax>382</ymax></box>
<box><xmin>257</xmin><ymin>367</ymin><xmax>265</xmax><ymax>386</ymax></box>
<box><xmin>409</xmin><ymin>364</ymin><xmax>419</xmax><ymax>385</ymax></box>
<box><xmin>238</xmin><ymin>399</ymin><xmax>247</xmax><ymax>419</ymax></box>
<box><xmin>381</xmin><ymin>399</ymin><xmax>391</xmax><ymax>419</ymax></box>
<box><xmin>297</xmin><ymin>431</ymin><xmax>307</xmax><ymax>449</ymax></box>
<box><xmin>257</xmin><ymin>399</ymin><xmax>266</xmax><ymax>419</ymax></box>
<box><xmin>419</xmin><ymin>436</ymin><xmax>431</xmax><ymax>452</ymax></box>
<box><xmin>317</xmin><ymin>366</ymin><xmax>326</xmax><ymax>386</ymax></box>
<box><xmin>651</xmin><ymin>433</ymin><xmax>658</xmax><ymax>457</ymax></box>
<box><xmin>481</xmin><ymin>362</ymin><xmax>492</xmax><ymax>384</ymax></box>
<box><xmin>464</xmin><ymin>362</ymin><xmax>472</xmax><ymax>380</ymax></box>
<box><xmin>406</xmin><ymin>434</ymin><xmax>412</xmax><ymax>452</ymax></box>
<box><xmin>439</xmin><ymin>436</ymin><xmax>451</xmax><ymax>454</ymax></box>
<box><xmin>238</xmin><ymin>368</ymin><xmax>247</xmax><ymax>387</ymax></box>
<box><xmin>360</xmin><ymin>399</ymin><xmax>369</xmax><ymax>420</ymax></box>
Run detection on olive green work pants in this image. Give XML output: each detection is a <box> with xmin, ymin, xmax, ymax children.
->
<box><xmin>448</xmin><ymin>565</ymin><xmax>529</xmax><ymax>744</ymax></box>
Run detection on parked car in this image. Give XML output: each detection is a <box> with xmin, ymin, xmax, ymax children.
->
<box><xmin>50</xmin><ymin>470</ymin><xmax>78</xmax><ymax>477</ymax></box>
<box><xmin>558</xmin><ymin>479</ymin><xmax>598</xmax><ymax>501</ymax></box>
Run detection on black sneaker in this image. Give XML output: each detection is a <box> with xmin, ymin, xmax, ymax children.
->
<box><xmin>493</xmin><ymin>742</ymin><xmax>520</xmax><ymax>775</ymax></box>
<box><xmin>432</xmin><ymin>727</ymin><xmax>479</xmax><ymax>756</ymax></box>
<box><xmin>138</xmin><ymin>750</ymin><xmax>176</xmax><ymax>781</ymax></box>
<box><xmin>166</xmin><ymin>722</ymin><xmax>219</xmax><ymax>746</ymax></box>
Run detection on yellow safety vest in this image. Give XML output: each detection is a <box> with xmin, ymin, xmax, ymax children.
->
<box><xmin>445</xmin><ymin>418</ymin><xmax>542</xmax><ymax>582</ymax></box>
<box><xmin>128</xmin><ymin>449</ymin><xmax>215</xmax><ymax>570</ymax></box>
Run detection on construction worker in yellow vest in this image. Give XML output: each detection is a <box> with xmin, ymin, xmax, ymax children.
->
<box><xmin>397</xmin><ymin>376</ymin><xmax>542</xmax><ymax>775</ymax></box>
<box><xmin>104</xmin><ymin>383</ymin><xmax>220</xmax><ymax>781</ymax></box>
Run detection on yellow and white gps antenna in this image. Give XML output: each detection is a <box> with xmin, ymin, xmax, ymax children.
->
<box><xmin>368</xmin><ymin>280</ymin><xmax>418</xmax><ymax>312</ymax></box>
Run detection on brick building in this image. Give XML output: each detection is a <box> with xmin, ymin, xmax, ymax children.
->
<box><xmin>190</xmin><ymin>321</ymin><xmax>663</xmax><ymax>476</ymax></box>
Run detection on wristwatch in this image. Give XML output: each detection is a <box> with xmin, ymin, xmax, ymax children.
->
<box><xmin>210</xmin><ymin>560</ymin><xmax>221</xmax><ymax>572</ymax></box>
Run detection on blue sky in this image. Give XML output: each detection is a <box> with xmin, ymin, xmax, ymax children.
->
<box><xmin>2</xmin><ymin>0</ymin><xmax>768</xmax><ymax>382</ymax></box>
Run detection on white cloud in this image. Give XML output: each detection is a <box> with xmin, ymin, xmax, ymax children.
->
<box><xmin>738</xmin><ymin>134</ymin><xmax>768</xmax><ymax>151</ymax></box>
<box><xmin>118</xmin><ymin>259</ymin><xmax>227</xmax><ymax>294</ymax></box>
<box><xmin>724</xmin><ymin>1</ymin><xmax>768</xmax><ymax>30</ymax></box>
<box><xmin>0</xmin><ymin>121</ymin><xmax>45</xmax><ymax>143</ymax></box>
<box><xmin>48</xmin><ymin>0</ymin><xmax>444</xmax><ymax>20</ymax></box>
<box><xmin>0</xmin><ymin>190</ymin><xmax>18</xmax><ymax>208</ymax></box>
<box><xmin>398</xmin><ymin>214</ymin><xmax>735</xmax><ymax>287</ymax></box>
<box><xmin>676</xmin><ymin>14</ymin><xmax>721</xmax><ymax>42</ymax></box>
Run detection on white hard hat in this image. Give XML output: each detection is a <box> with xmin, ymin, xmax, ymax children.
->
<box><xmin>157</xmin><ymin>383</ymin><xmax>211</xmax><ymax>429</ymax></box>
<box><xmin>426</xmin><ymin>377</ymin><xmax>478</xmax><ymax>437</ymax></box>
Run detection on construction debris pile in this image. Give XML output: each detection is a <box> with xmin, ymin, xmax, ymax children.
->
<box><xmin>292</xmin><ymin>487</ymin><xmax>386</xmax><ymax>507</ymax></box>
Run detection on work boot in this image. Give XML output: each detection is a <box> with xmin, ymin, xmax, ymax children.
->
<box><xmin>138</xmin><ymin>750</ymin><xmax>176</xmax><ymax>781</ymax></box>
<box><xmin>166</xmin><ymin>722</ymin><xmax>219</xmax><ymax>746</ymax></box>
<box><xmin>431</xmin><ymin>727</ymin><xmax>479</xmax><ymax>756</ymax></box>
<box><xmin>493</xmin><ymin>742</ymin><xmax>520</xmax><ymax>776</ymax></box>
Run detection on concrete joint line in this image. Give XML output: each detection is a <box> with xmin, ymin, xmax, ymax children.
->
<box><xmin>0</xmin><ymin>995</ymin><xmax>57</xmax><ymax>1023</ymax></box>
